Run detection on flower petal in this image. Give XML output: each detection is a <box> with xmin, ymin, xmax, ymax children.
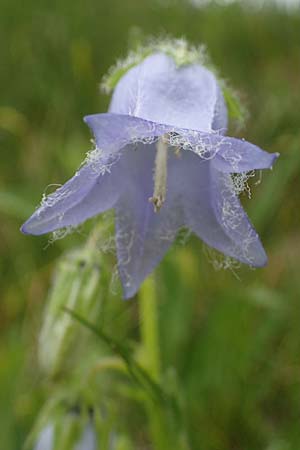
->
<box><xmin>184</xmin><ymin>130</ymin><xmax>278</xmax><ymax>172</ymax></box>
<box><xmin>84</xmin><ymin>113</ymin><xmax>172</xmax><ymax>158</ymax></box>
<box><xmin>114</xmin><ymin>142</ymin><xmax>184</xmax><ymax>299</ymax></box>
<box><xmin>179</xmin><ymin>151</ymin><xmax>267</xmax><ymax>267</ymax></box>
<box><xmin>109</xmin><ymin>53</ymin><xmax>223</xmax><ymax>132</ymax></box>
<box><xmin>21</xmin><ymin>157</ymin><xmax>120</xmax><ymax>235</ymax></box>
<box><xmin>34</xmin><ymin>424</ymin><xmax>96</xmax><ymax>450</ymax></box>
<box><xmin>22</xmin><ymin>113</ymin><xmax>174</xmax><ymax>236</ymax></box>
<box><xmin>211</xmin><ymin>135</ymin><xmax>279</xmax><ymax>173</ymax></box>
<box><xmin>35</xmin><ymin>425</ymin><xmax>53</xmax><ymax>450</ymax></box>
<box><xmin>211</xmin><ymin>165</ymin><xmax>268</xmax><ymax>266</ymax></box>
<box><xmin>75</xmin><ymin>424</ymin><xmax>96</xmax><ymax>450</ymax></box>
<box><xmin>212</xmin><ymin>85</ymin><xmax>228</xmax><ymax>133</ymax></box>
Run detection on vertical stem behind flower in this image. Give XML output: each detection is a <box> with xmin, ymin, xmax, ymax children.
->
<box><xmin>139</xmin><ymin>276</ymin><xmax>160</xmax><ymax>381</ymax></box>
<box><xmin>140</xmin><ymin>277</ymin><xmax>184</xmax><ymax>450</ymax></box>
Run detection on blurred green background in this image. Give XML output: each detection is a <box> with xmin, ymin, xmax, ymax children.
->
<box><xmin>1</xmin><ymin>0</ymin><xmax>300</xmax><ymax>449</ymax></box>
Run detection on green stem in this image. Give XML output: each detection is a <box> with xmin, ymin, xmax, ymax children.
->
<box><xmin>139</xmin><ymin>276</ymin><xmax>172</xmax><ymax>450</ymax></box>
<box><xmin>139</xmin><ymin>276</ymin><xmax>160</xmax><ymax>381</ymax></box>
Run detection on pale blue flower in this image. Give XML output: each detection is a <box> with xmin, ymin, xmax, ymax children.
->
<box><xmin>22</xmin><ymin>53</ymin><xmax>278</xmax><ymax>298</ymax></box>
<box><xmin>34</xmin><ymin>424</ymin><xmax>96</xmax><ymax>450</ymax></box>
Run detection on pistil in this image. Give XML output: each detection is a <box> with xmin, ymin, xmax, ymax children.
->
<box><xmin>149</xmin><ymin>136</ymin><xmax>168</xmax><ymax>212</ymax></box>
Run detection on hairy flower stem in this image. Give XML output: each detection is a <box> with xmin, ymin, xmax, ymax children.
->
<box><xmin>149</xmin><ymin>136</ymin><xmax>168</xmax><ymax>212</ymax></box>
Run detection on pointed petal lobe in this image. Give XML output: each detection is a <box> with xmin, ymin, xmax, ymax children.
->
<box><xmin>21</xmin><ymin>157</ymin><xmax>120</xmax><ymax>235</ymax></box>
<box><xmin>184</xmin><ymin>131</ymin><xmax>278</xmax><ymax>172</ymax></box>
<box><xmin>211</xmin><ymin>135</ymin><xmax>279</xmax><ymax>173</ymax></box>
<box><xmin>176</xmin><ymin>150</ymin><xmax>267</xmax><ymax>266</ymax></box>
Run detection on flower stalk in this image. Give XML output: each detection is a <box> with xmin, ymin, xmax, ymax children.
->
<box><xmin>139</xmin><ymin>276</ymin><xmax>161</xmax><ymax>380</ymax></box>
<box><xmin>140</xmin><ymin>277</ymin><xmax>167</xmax><ymax>449</ymax></box>
<box><xmin>140</xmin><ymin>277</ymin><xmax>184</xmax><ymax>450</ymax></box>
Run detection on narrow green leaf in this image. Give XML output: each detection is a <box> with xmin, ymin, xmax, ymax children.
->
<box><xmin>223</xmin><ymin>86</ymin><xmax>245</xmax><ymax>123</ymax></box>
<box><xmin>63</xmin><ymin>308</ymin><xmax>165</xmax><ymax>404</ymax></box>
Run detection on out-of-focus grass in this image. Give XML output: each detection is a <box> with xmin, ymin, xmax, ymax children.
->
<box><xmin>1</xmin><ymin>0</ymin><xmax>300</xmax><ymax>449</ymax></box>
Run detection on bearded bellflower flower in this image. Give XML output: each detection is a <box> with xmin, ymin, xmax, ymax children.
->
<box><xmin>34</xmin><ymin>423</ymin><xmax>96</xmax><ymax>450</ymax></box>
<box><xmin>21</xmin><ymin>42</ymin><xmax>279</xmax><ymax>298</ymax></box>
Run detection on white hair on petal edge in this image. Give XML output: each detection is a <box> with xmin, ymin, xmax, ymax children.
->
<box><xmin>203</xmin><ymin>243</ymin><xmax>241</xmax><ymax>277</ymax></box>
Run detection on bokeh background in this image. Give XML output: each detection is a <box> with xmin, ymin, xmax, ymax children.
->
<box><xmin>1</xmin><ymin>0</ymin><xmax>300</xmax><ymax>449</ymax></box>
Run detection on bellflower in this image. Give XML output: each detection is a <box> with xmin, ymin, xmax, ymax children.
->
<box><xmin>21</xmin><ymin>48</ymin><xmax>278</xmax><ymax>298</ymax></box>
<box><xmin>34</xmin><ymin>423</ymin><xmax>96</xmax><ymax>450</ymax></box>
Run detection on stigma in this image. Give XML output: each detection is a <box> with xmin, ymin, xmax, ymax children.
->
<box><xmin>149</xmin><ymin>135</ymin><xmax>168</xmax><ymax>213</ymax></box>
